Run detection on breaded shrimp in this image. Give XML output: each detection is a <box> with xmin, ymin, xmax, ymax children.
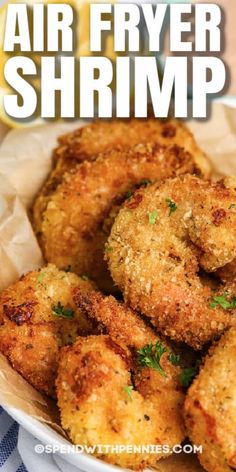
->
<box><xmin>32</xmin><ymin>118</ymin><xmax>210</xmax><ymax>253</ymax></box>
<box><xmin>53</xmin><ymin>117</ymin><xmax>211</xmax><ymax>179</ymax></box>
<box><xmin>184</xmin><ymin>327</ymin><xmax>236</xmax><ymax>472</ymax></box>
<box><xmin>0</xmin><ymin>264</ymin><xmax>96</xmax><ymax>397</ymax></box>
<box><xmin>74</xmin><ymin>288</ymin><xmax>199</xmax><ymax>365</ymax></box>
<box><xmin>106</xmin><ymin>174</ymin><xmax>236</xmax><ymax>349</ymax></box>
<box><xmin>33</xmin><ymin>143</ymin><xmax>201</xmax><ymax>292</ymax></box>
<box><xmin>56</xmin><ymin>295</ymin><xmax>185</xmax><ymax>470</ymax></box>
<box><xmin>73</xmin><ymin>289</ymin><xmax>158</xmax><ymax>349</ymax></box>
<box><xmin>215</xmin><ymin>176</ymin><xmax>236</xmax><ymax>281</ymax></box>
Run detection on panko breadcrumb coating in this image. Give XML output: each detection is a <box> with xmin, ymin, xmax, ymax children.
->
<box><xmin>56</xmin><ymin>294</ymin><xmax>185</xmax><ymax>469</ymax></box>
<box><xmin>53</xmin><ymin>116</ymin><xmax>211</xmax><ymax>182</ymax></box>
<box><xmin>33</xmin><ymin>143</ymin><xmax>201</xmax><ymax>292</ymax></box>
<box><xmin>185</xmin><ymin>327</ymin><xmax>236</xmax><ymax>472</ymax></box>
<box><xmin>216</xmin><ymin>259</ymin><xmax>236</xmax><ymax>282</ymax></box>
<box><xmin>32</xmin><ymin>117</ymin><xmax>211</xmax><ymax>283</ymax></box>
<box><xmin>74</xmin><ymin>289</ymin><xmax>158</xmax><ymax>349</ymax></box>
<box><xmin>215</xmin><ymin>176</ymin><xmax>236</xmax><ymax>281</ymax></box>
<box><xmin>74</xmin><ymin>288</ymin><xmax>199</xmax><ymax>367</ymax></box>
<box><xmin>106</xmin><ymin>174</ymin><xmax>236</xmax><ymax>349</ymax></box>
<box><xmin>0</xmin><ymin>264</ymin><xmax>96</xmax><ymax>397</ymax></box>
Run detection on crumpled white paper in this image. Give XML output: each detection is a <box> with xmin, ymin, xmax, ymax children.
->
<box><xmin>0</xmin><ymin>121</ymin><xmax>86</xmax><ymax>208</ymax></box>
<box><xmin>0</xmin><ymin>119</ymin><xmax>86</xmax><ymax>290</ymax></box>
<box><xmin>0</xmin><ymin>174</ymin><xmax>43</xmax><ymax>290</ymax></box>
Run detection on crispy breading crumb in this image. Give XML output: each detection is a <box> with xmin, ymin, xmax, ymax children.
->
<box><xmin>185</xmin><ymin>327</ymin><xmax>236</xmax><ymax>472</ymax></box>
<box><xmin>106</xmin><ymin>175</ymin><xmax>236</xmax><ymax>349</ymax></box>
<box><xmin>32</xmin><ymin>142</ymin><xmax>202</xmax><ymax>292</ymax></box>
<box><xmin>0</xmin><ymin>264</ymin><xmax>96</xmax><ymax>397</ymax></box>
<box><xmin>56</xmin><ymin>314</ymin><xmax>185</xmax><ymax>470</ymax></box>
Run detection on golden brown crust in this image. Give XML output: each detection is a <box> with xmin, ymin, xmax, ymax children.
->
<box><xmin>184</xmin><ymin>327</ymin><xmax>236</xmax><ymax>472</ymax></box>
<box><xmin>73</xmin><ymin>289</ymin><xmax>158</xmax><ymax>349</ymax></box>
<box><xmin>35</xmin><ymin>118</ymin><xmax>196</xmax><ymax>234</ymax></box>
<box><xmin>216</xmin><ymin>259</ymin><xmax>236</xmax><ymax>282</ymax></box>
<box><xmin>53</xmin><ymin>117</ymin><xmax>211</xmax><ymax>179</ymax></box>
<box><xmin>56</xmin><ymin>331</ymin><xmax>185</xmax><ymax>469</ymax></box>
<box><xmin>106</xmin><ymin>174</ymin><xmax>236</xmax><ymax>349</ymax></box>
<box><xmin>0</xmin><ymin>264</ymin><xmax>96</xmax><ymax>397</ymax></box>
<box><xmin>33</xmin><ymin>143</ymin><xmax>201</xmax><ymax>292</ymax></box>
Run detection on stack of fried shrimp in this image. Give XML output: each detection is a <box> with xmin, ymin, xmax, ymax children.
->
<box><xmin>1</xmin><ymin>118</ymin><xmax>236</xmax><ymax>471</ymax></box>
<box><xmin>107</xmin><ymin>174</ymin><xmax>236</xmax><ymax>349</ymax></box>
<box><xmin>32</xmin><ymin>117</ymin><xmax>210</xmax><ymax>292</ymax></box>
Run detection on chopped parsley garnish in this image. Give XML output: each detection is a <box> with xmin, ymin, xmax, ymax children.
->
<box><xmin>105</xmin><ymin>245</ymin><xmax>113</xmax><ymax>253</ymax></box>
<box><xmin>37</xmin><ymin>272</ymin><xmax>46</xmax><ymax>284</ymax></box>
<box><xmin>229</xmin><ymin>204</ymin><xmax>236</xmax><ymax>209</ymax></box>
<box><xmin>169</xmin><ymin>352</ymin><xmax>181</xmax><ymax>366</ymax></box>
<box><xmin>209</xmin><ymin>292</ymin><xmax>236</xmax><ymax>310</ymax></box>
<box><xmin>165</xmin><ymin>198</ymin><xmax>177</xmax><ymax>215</ymax></box>
<box><xmin>137</xmin><ymin>341</ymin><xmax>167</xmax><ymax>376</ymax></box>
<box><xmin>125</xmin><ymin>189</ymin><xmax>133</xmax><ymax>199</ymax></box>
<box><xmin>148</xmin><ymin>210</ymin><xmax>158</xmax><ymax>225</ymax></box>
<box><xmin>140</xmin><ymin>179</ymin><xmax>151</xmax><ymax>186</ymax></box>
<box><xmin>52</xmin><ymin>302</ymin><xmax>74</xmax><ymax>318</ymax></box>
<box><xmin>63</xmin><ymin>265</ymin><xmax>71</xmax><ymax>273</ymax></box>
<box><xmin>123</xmin><ymin>385</ymin><xmax>133</xmax><ymax>401</ymax></box>
<box><xmin>179</xmin><ymin>367</ymin><xmax>197</xmax><ymax>387</ymax></box>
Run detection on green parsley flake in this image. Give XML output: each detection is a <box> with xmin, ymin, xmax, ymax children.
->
<box><xmin>165</xmin><ymin>198</ymin><xmax>177</xmax><ymax>215</ymax></box>
<box><xmin>179</xmin><ymin>367</ymin><xmax>197</xmax><ymax>387</ymax></box>
<box><xmin>105</xmin><ymin>245</ymin><xmax>113</xmax><ymax>253</ymax></box>
<box><xmin>209</xmin><ymin>292</ymin><xmax>236</xmax><ymax>310</ymax></box>
<box><xmin>63</xmin><ymin>265</ymin><xmax>71</xmax><ymax>272</ymax></box>
<box><xmin>52</xmin><ymin>302</ymin><xmax>74</xmax><ymax>318</ymax></box>
<box><xmin>140</xmin><ymin>179</ymin><xmax>151</xmax><ymax>186</ymax></box>
<box><xmin>169</xmin><ymin>352</ymin><xmax>181</xmax><ymax>366</ymax></box>
<box><xmin>123</xmin><ymin>385</ymin><xmax>133</xmax><ymax>401</ymax></box>
<box><xmin>148</xmin><ymin>210</ymin><xmax>158</xmax><ymax>225</ymax></box>
<box><xmin>229</xmin><ymin>204</ymin><xmax>236</xmax><ymax>209</ymax></box>
<box><xmin>125</xmin><ymin>190</ymin><xmax>133</xmax><ymax>199</ymax></box>
<box><xmin>137</xmin><ymin>341</ymin><xmax>167</xmax><ymax>376</ymax></box>
<box><xmin>37</xmin><ymin>272</ymin><xmax>46</xmax><ymax>284</ymax></box>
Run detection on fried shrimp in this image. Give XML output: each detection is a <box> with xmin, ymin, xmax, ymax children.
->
<box><xmin>56</xmin><ymin>294</ymin><xmax>185</xmax><ymax>470</ymax></box>
<box><xmin>74</xmin><ymin>288</ymin><xmax>161</xmax><ymax>350</ymax></box>
<box><xmin>0</xmin><ymin>264</ymin><xmax>96</xmax><ymax>397</ymax></box>
<box><xmin>32</xmin><ymin>117</ymin><xmax>210</xmax><ymax>249</ymax></box>
<box><xmin>184</xmin><ymin>327</ymin><xmax>236</xmax><ymax>472</ymax></box>
<box><xmin>106</xmin><ymin>174</ymin><xmax>236</xmax><ymax>349</ymax></box>
<box><xmin>53</xmin><ymin>117</ymin><xmax>211</xmax><ymax>179</ymax></box>
<box><xmin>74</xmin><ymin>288</ymin><xmax>199</xmax><ymax>364</ymax></box>
<box><xmin>33</xmin><ymin>143</ymin><xmax>201</xmax><ymax>292</ymax></box>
